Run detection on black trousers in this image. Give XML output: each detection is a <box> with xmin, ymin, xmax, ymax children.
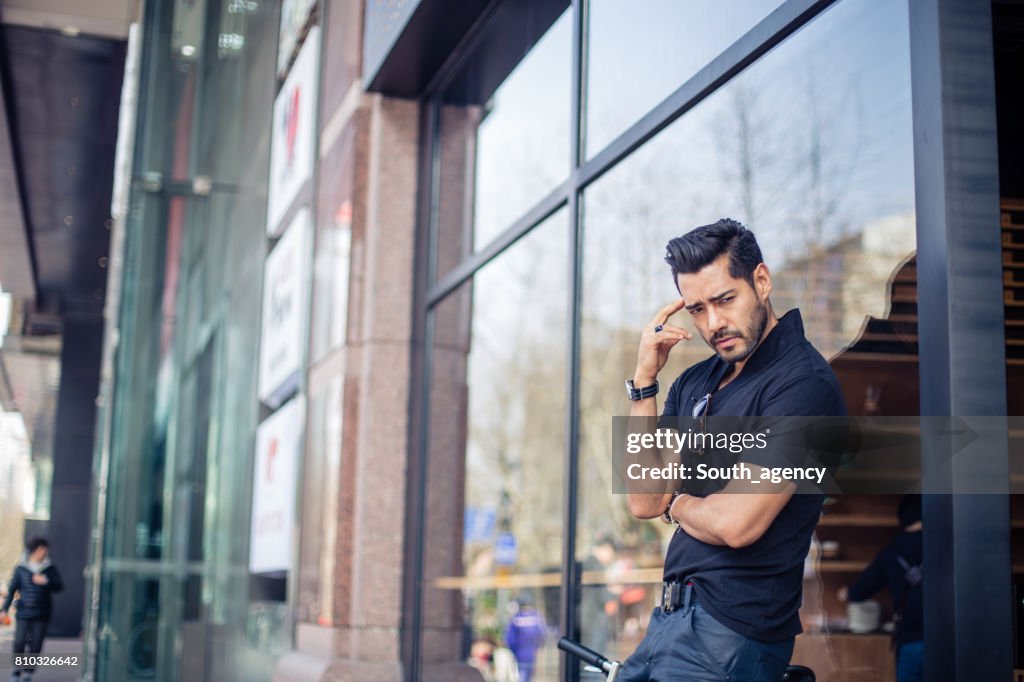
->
<box><xmin>12</xmin><ymin>617</ymin><xmax>48</xmax><ymax>673</ymax></box>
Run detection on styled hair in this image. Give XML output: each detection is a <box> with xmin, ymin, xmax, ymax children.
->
<box><xmin>26</xmin><ymin>537</ymin><xmax>48</xmax><ymax>553</ymax></box>
<box><xmin>664</xmin><ymin>218</ymin><xmax>763</xmax><ymax>288</ymax></box>
<box><xmin>897</xmin><ymin>494</ymin><xmax>922</xmax><ymax>529</ymax></box>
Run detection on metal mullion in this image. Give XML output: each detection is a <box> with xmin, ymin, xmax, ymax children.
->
<box><xmin>572</xmin><ymin>0</ymin><xmax>836</xmax><ymax>192</ymax></box>
<box><xmin>403</xmin><ymin>94</ymin><xmax>442</xmax><ymax>682</ymax></box>
<box><xmin>426</xmin><ymin>181</ymin><xmax>570</xmax><ymax>307</ymax></box>
<box><xmin>560</xmin><ymin>0</ymin><xmax>587</xmax><ymax>679</ymax></box>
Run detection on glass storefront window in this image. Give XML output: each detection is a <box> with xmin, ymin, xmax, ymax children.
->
<box><xmin>585</xmin><ymin>0</ymin><xmax>782</xmax><ymax>158</ymax></box>
<box><xmin>578</xmin><ymin>0</ymin><xmax>916</xmax><ymax>673</ymax></box>
<box><xmin>421</xmin><ymin>210</ymin><xmax>568</xmax><ymax>681</ymax></box>
<box><xmin>89</xmin><ymin>1</ymin><xmax>282</xmax><ymax>680</ymax></box>
<box><xmin>435</xmin><ymin>3</ymin><xmax>571</xmax><ymax>278</ymax></box>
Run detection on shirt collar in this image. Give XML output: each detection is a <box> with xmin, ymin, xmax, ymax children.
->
<box><xmin>715</xmin><ymin>308</ymin><xmax>805</xmax><ymax>380</ymax></box>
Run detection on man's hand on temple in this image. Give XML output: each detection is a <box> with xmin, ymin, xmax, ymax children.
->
<box><xmin>634</xmin><ymin>297</ymin><xmax>691</xmax><ymax>385</ymax></box>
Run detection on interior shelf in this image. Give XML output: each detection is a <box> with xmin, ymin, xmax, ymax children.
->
<box><xmin>818</xmin><ymin>515</ymin><xmax>900</xmax><ymax>528</ymax></box>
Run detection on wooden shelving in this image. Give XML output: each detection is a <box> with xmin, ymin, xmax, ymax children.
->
<box><xmin>811</xmin><ymin>560</ymin><xmax>870</xmax><ymax>573</ymax></box>
<box><xmin>834</xmin><ymin>352</ymin><xmax>918</xmax><ymax>363</ymax></box>
<box><xmin>818</xmin><ymin>514</ymin><xmax>900</xmax><ymax>528</ymax></box>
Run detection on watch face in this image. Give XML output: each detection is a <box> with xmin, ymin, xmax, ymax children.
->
<box><xmin>625</xmin><ymin>380</ymin><xmax>637</xmax><ymax>398</ymax></box>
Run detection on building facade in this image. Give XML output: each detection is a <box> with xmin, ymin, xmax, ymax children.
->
<box><xmin>86</xmin><ymin>1</ymin><xmax>1021</xmax><ymax>681</ymax></box>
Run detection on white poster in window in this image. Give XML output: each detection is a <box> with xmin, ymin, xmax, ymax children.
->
<box><xmin>249</xmin><ymin>395</ymin><xmax>305</xmax><ymax>575</ymax></box>
<box><xmin>267</xmin><ymin>26</ymin><xmax>320</xmax><ymax>236</ymax></box>
<box><xmin>258</xmin><ymin>208</ymin><xmax>311</xmax><ymax>406</ymax></box>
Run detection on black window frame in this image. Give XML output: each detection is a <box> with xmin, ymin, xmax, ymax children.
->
<box><xmin>402</xmin><ymin>1</ymin><xmax>1012</xmax><ymax>680</ymax></box>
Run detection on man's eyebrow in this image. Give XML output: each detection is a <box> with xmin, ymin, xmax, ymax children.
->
<box><xmin>685</xmin><ymin>289</ymin><xmax>736</xmax><ymax>311</ymax></box>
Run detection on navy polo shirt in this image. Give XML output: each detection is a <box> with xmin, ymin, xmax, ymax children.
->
<box><xmin>660</xmin><ymin>309</ymin><xmax>846</xmax><ymax>642</ymax></box>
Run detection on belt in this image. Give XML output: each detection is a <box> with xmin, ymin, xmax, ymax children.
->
<box><xmin>660</xmin><ymin>581</ymin><xmax>696</xmax><ymax>613</ymax></box>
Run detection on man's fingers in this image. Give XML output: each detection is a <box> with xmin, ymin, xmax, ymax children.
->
<box><xmin>654</xmin><ymin>297</ymin><xmax>687</xmax><ymax>324</ymax></box>
<box><xmin>656</xmin><ymin>323</ymin><xmax>692</xmax><ymax>340</ymax></box>
<box><xmin>645</xmin><ymin>329</ymin><xmax>687</xmax><ymax>346</ymax></box>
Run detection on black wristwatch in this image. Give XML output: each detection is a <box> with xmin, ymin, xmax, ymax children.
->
<box><xmin>625</xmin><ymin>379</ymin><xmax>659</xmax><ymax>401</ymax></box>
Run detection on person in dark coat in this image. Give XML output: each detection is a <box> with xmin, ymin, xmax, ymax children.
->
<box><xmin>840</xmin><ymin>495</ymin><xmax>923</xmax><ymax>682</ymax></box>
<box><xmin>1</xmin><ymin>537</ymin><xmax>64</xmax><ymax>681</ymax></box>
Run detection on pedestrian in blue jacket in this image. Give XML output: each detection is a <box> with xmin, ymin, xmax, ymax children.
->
<box><xmin>1</xmin><ymin>538</ymin><xmax>63</xmax><ymax>682</ymax></box>
<box><xmin>505</xmin><ymin>596</ymin><xmax>547</xmax><ymax>682</ymax></box>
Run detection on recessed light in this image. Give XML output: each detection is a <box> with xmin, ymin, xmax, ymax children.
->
<box><xmin>181</xmin><ymin>45</ymin><xmax>196</xmax><ymax>57</ymax></box>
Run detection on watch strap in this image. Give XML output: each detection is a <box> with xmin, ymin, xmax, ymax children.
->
<box><xmin>626</xmin><ymin>379</ymin><xmax>659</xmax><ymax>401</ymax></box>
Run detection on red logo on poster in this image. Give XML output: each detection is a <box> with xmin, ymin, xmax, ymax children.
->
<box><xmin>282</xmin><ymin>86</ymin><xmax>301</xmax><ymax>174</ymax></box>
<box><xmin>265</xmin><ymin>437</ymin><xmax>278</xmax><ymax>483</ymax></box>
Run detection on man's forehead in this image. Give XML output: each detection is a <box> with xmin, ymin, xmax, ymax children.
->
<box><xmin>676</xmin><ymin>258</ymin><xmax>743</xmax><ymax>300</ymax></box>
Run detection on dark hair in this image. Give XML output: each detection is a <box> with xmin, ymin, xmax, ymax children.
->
<box><xmin>897</xmin><ymin>494</ymin><xmax>922</xmax><ymax>529</ymax></box>
<box><xmin>26</xmin><ymin>537</ymin><xmax>48</xmax><ymax>553</ymax></box>
<box><xmin>664</xmin><ymin>218</ymin><xmax>763</xmax><ymax>289</ymax></box>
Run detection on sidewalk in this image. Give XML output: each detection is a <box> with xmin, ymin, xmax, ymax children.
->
<box><xmin>0</xmin><ymin>626</ymin><xmax>82</xmax><ymax>681</ymax></box>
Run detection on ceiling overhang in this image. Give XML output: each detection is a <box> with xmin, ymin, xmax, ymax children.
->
<box><xmin>0</xmin><ymin>0</ymin><xmax>136</xmax><ymax>40</ymax></box>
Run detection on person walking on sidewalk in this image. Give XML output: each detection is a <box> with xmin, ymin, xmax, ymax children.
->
<box><xmin>1</xmin><ymin>537</ymin><xmax>64</xmax><ymax>682</ymax></box>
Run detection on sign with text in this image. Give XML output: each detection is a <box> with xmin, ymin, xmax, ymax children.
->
<box><xmin>258</xmin><ymin>209</ymin><xmax>310</xmax><ymax>406</ymax></box>
<box><xmin>267</xmin><ymin>26</ymin><xmax>320</xmax><ymax>236</ymax></box>
<box><xmin>250</xmin><ymin>396</ymin><xmax>305</xmax><ymax>574</ymax></box>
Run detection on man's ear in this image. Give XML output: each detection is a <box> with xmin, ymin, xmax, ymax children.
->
<box><xmin>753</xmin><ymin>263</ymin><xmax>772</xmax><ymax>300</ymax></box>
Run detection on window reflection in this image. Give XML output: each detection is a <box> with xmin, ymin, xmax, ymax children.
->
<box><xmin>578</xmin><ymin>0</ymin><xmax>916</xmax><ymax>676</ymax></box>
<box><xmin>423</xmin><ymin>212</ymin><xmax>568</xmax><ymax>681</ymax></box>
<box><xmin>436</xmin><ymin>5</ymin><xmax>571</xmax><ymax>278</ymax></box>
<box><xmin>586</xmin><ymin>0</ymin><xmax>781</xmax><ymax>158</ymax></box>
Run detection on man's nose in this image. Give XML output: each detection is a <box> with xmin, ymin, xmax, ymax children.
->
<box><xmin>706</xmin><ymin>305</ymin><xmax>726</xmax><ymax>332</ymax></box>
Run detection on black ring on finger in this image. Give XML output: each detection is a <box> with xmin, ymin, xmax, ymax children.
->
<box><xmin>654</xmin><ymin>325</ymin><xmax>664</xmax><ymax>333</ymax></box>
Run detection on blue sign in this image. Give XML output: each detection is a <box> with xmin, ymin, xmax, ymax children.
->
<box><xmin>464</xmin><ymin>507</ymin><xmax>497</xmax><ymax>544</ymax></box>
<box><xmin>495</xmin><ymin>532</ymin><xmax>518</xmax><ymax>566</ymax></box>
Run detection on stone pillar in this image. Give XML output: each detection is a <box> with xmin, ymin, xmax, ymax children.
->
<box><xmin>276</xmin><ymin>87</ymin><xmax>481</xmax><ymax>681</ymax></box>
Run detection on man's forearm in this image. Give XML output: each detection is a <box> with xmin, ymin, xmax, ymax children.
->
<box><xmin>669</xmin><ymin>495</ymin><xmax>731</xmax><ymax>546</ymax></box>
<box><xmin>625</xmin><ymin>375</ymin><xmax>674</xmax><ymax>518</ymax></box>
<box><xmin>670</xmin><ymin>475</ymin><xmax>796</xmax><ymax>548</ymax></box>
<box><xmin>625</xmin><ymin>297</ymin><xmax>691</xmax><ymax>519</ymax></box>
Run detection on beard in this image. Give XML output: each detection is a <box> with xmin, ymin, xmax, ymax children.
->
<box><xmin>707</xmin><ymin>298</ymin><xmax>770</xmax><ymax>363</ymax></box>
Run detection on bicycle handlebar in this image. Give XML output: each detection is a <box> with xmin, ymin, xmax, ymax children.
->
<box><xmin>558</xmin><ymin>637</ymin><xmax>611</xmax><ymax>671</ymax></box>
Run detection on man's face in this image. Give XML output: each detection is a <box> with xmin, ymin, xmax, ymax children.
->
<box><xmin>30</xmin><ymin>546</ymin><xmax>48</xmax><ymax>562</ymax></box>
<box><xmin>676</xmin><ymin>254</ymin><xmax>770</xmax><ymax>364</ymax></box>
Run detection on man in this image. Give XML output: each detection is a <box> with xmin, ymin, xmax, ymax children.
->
<box><xmin>840</xmin><ymin>495</ymin><xmax>923</xmax><ymax>682</ymax></box>
<box><xmin>1</xmin><ymin>537</ymin><xmax>64</xmax><ymax>682</ymax></box>
<box><xmin>621</xmin><ymin>219</ymin><xmax>846</xmax><ymax>681</ymax></box>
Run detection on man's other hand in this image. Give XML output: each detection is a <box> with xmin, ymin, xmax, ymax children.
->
<box><xmin>31</xmin><ymin>574</ymin><xmax>48</xmax><ymax>585</ymax></box>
